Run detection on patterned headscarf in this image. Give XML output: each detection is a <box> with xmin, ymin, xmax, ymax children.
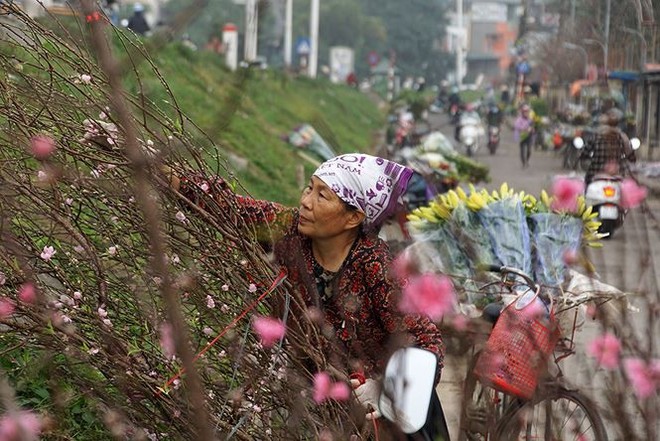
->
<box><xmin>312</xmin><ymin>154</ymin><xmax>413</xmax><ymax>230</ymax></box>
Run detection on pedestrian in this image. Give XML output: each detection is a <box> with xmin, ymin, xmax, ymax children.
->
<box><xmin>514</xmin><ymin>104</ymin><xmax>535</xmax><ymax>168</ymax></box>
<box><xmin>127</xmin><ymin>3</ymin><xmax>150</xmax><ymax>36</ymax></box>
<box><xmin>585</xmin><ymin>108</ymin><xmax>636</xmax><ymax>186</ymax></box>
<box><xmin>168</xmin><ymin>154</ymin><xmax>449</xmax><ymax>439</ymax></box>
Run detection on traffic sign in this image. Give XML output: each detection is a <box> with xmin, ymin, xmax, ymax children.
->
<box><xmin>296</xmin><ymin>37</ymin><xmax>311</xmax><ymax>55</ymax></box>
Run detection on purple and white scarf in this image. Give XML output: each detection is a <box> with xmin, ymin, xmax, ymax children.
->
<box><xmin>313</xmin><ymin>154</ymin><xmax>413</xmax><ymax>229</ymax></box>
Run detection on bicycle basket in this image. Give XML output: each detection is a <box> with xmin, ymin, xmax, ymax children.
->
<box><xmin>473</xmin><ymin>293</ymin><xmax>560</xmax><ymax>400</ymax></box>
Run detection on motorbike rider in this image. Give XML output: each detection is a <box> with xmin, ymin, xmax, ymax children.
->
<box><xmin>455</xmin><ymin>102</ymin><xmax>480</xmax><ymax>142</ymax></box>
<box><xmin>584</xmin><ymin>108</ymin><xmax>636</xmax><ymax>186</ymax></box>
<box><xmin>486</xmin><ymin>102</ymin><xmax>503</xmax><ymax>128</ymax></box>
<box><xmin>514</xmin><ymin>104</ymin><xmax>535</xmax><ymax>168</ymax></box>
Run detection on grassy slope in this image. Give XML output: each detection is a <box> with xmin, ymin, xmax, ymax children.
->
<box><xmin>126</xmin><ymin>44</ymin><xmax>384</xmax><ymax>206</ymax></box>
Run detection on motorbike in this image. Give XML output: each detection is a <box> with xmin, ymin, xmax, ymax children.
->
<box><xmin>458</xmin><ymin>112</ymin><xmax>484</xmax><ymax>157</ymax></box>
<box><xmin>487</xmin><ymin>125</ymin><xmax>500</xmax><ymax>154</ymax></box>
<box><xmin>580</xmin><ymin>136</ymin><xmax>642</xmax><ymax>237</ymax></box>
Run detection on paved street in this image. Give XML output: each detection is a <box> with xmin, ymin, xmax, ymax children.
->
<box><xmin>423</xmin><ymin>113</ymin><xmax>660</xmax><ymax>440</ymax></box>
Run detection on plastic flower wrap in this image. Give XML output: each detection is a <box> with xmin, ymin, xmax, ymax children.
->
<box><xmin>476</xmin><ymin>184</ymin><xmax>532</xmax><ymax>276</ymax></box>
<box><xmin>286</xmin><ymin>124</ymin><xmax>337</xmax><ymax>161</ymax></box>
<box><xmin>407</xmin><ymin>182</ymin><xmax>605</xmax><ymax>306</ymax></box>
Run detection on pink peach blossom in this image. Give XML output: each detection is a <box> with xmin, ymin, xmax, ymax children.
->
<box><xmin>550</xmin><ymin>178</ymin><xmax>584</xmax><ymax>212</ymax></box>
<box><xmin>40</xmin><ymin>245</ymin><xmax>56</xmax><ymax>261</ymax></box>
<box><xmin>18</xmin><ymin>283</ymin><xmax>37</xmax><ymax>304</ymax></box>
<box><xmin>0</xmin><ymin>299</ymin><xmax>15</xmax><ymax>319</ymax></box>
<box><xmin>252</xmin><ymin>316</ymin><xmax>286</xmax><ymax>347</ymax></box>
<box><xmin>0</xmin><ymin>410</ymin><xmax>42</xmax><ymax>441</ymax></box>
<box><xmin>586</xmin><ymin>333</ymin><xmax>621</xmax><ymax>370</ymax></box>
<box><xmin>620</xmin><ymin>178</ymin><xmax>647</xmax><ymax>209</ymax></box>
<box><xmin>312</xmin><ymin>372</ymin><xmax>350</xmax><ymax>404</ymax></box>
<box><xmin>623</xmin><ymin>357</ymin><xmax>660</xmax><ymax>400</ymax></box>
<box><xmin>562</xmin><ymin>248</ymin><xmax>579</xmax><ymax>266</ymax></box>
<box><xmin>399</xmin><ymin>274</ymin><xmax>456</xmax><ymax>321</ymax></box>
<box><xmin>30</xmin><ymin>135</ymin><xmax>56</xmax><ymax>159</ymax></box>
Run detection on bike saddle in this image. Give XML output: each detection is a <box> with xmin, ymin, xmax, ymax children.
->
<box><xmin>482</xmin><ymin>302</ymin><xmax>503</xmax><ymax>324</ymax></box>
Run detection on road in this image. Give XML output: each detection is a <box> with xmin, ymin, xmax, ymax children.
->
<box><xmin>420</xmin><ymin>112</ymin><xmax>660</xmax><ymax>440</ymax></box>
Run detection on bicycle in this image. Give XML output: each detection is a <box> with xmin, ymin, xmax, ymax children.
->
<box><xmin>457</xmin><ymin>265</ymin><xmax>609</xmax><ymax>441</ymax></box>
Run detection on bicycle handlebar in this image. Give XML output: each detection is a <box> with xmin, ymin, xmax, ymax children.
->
<box><xmin>478</xmin><ymin>263</ymin><xmax>551</xmax><ymax>303</ymax></box>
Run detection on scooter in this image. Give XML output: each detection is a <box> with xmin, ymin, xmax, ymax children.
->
<box><xmin>582</xmin><ymin>137</ymin><xmax>641</xmax><ymax>238</ymax></box>
<box><xmin>458</xmin><ymin>113</ymin><xmax>483</xmax><ymax>157</ymax></box>
<box><xmin>487</xmin><ymin>125</ymin><xmax>500</xmax><ymax>154</ymax></box>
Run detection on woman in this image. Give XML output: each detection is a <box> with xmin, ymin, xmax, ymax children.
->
<box><xmin>173</xmin><ymin>153</ymin><xmax>448</xmax><ymax>439</ymax></box>
<box><xmin>514</xmin><ymin>104</ymin><xmax>535</xmax><ymax>168</ymax></box>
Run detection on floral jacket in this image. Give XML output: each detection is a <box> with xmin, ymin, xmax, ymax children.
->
<box><xmin>179</xmin><ymin>177</ymin><xmax>445</xmax><ymax>381</ymax></box>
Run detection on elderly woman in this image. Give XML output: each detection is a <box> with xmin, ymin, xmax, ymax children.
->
<box><xmin>173</xmin><ymin>153</ymin><xmax>448</xmax><ymax>439</ymax></box>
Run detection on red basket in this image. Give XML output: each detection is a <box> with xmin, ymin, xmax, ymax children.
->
<box><xmin>474</xmin><ymin>294</ymin><xmax>561</xmax><ymax>400</ymax></box>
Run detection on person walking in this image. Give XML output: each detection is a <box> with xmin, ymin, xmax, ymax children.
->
<box><xmin>127</xmin><ymin>3</ymin><xmax>150</xmax><ymax>36</ymax></box>
<box><xmin>514</xmin><ymin>104</ymin><xmax>535</xmax><ymax>168</ymax></box>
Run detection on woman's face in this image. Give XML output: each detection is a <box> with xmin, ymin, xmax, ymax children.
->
<box><xmin>298</xmin><ymin>176</ymin><xmax>363</xmax><ymax>239</ymax></box>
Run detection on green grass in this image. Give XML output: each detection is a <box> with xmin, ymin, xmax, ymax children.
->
<box><xmin>124</xmin><ymin>43</ymin><xmax>384</xmax><ymax>205</ymax></box>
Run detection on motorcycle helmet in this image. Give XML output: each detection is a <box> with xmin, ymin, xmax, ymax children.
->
<box><xmin>604</xmin><ymin>108</ymin><xmax>623</xmax><ymax>126</ymax></box>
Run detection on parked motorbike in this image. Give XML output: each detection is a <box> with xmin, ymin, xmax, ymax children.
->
<box><xmin>581</xmin><ymin>136</ymin><xmax>641</xmax><ymax>237</ymax></box>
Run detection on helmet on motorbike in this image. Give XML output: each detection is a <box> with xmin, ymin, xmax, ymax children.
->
<box><xmin>602</xmin><ymin>108</ymin><xmax>623</xmax><ymax>126</ymax></box>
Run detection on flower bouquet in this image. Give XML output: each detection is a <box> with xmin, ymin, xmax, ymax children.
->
<box><xmin>286</xmin><ymin>124</ymin><xmax>337</xmax><ymax>161</ymax></box>
<box><xmin>407</xmin><ymin>183</ymin><xmax>604</xmax><ymax>305</ymax></box>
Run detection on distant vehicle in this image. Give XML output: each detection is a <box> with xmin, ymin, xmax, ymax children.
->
<box><xmin>239</xmin><ymin>55</ymin><xmax>268</xmax><ymax>70</ymax></box>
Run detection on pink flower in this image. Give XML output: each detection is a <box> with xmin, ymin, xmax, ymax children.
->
<box><xmin>562</xmin><ymin>248</ymin><xmax>579</xmax><ymax>266</ymax></box>
<box><xmin>248</xmin><ymin>283</ymin><xmax>257</xmax><ymax>293</ymax></box>
<box><xmin>80</xmin><ymin>73</ymin><xmax>92</xmax><ymax>84</ymax></box>
<box><xmin>159</xmin><ymin>323</ymin><xmax>176</xmax><ymax>359</ymax></box>
<box><xmin>623</xmin><ymin>357</ymin><xmax>660</xmax><ymax>400</ymax></box>
<box><xmin>620</xmin><ymin>178</ymin><xmax>647</xmax><ymax>209</ymax></box>
<box><xmin>391</xmin><ymin>249</ymin><xmax>415</xmax><ymax>279</ymax></box>
<box><xmin>18</xmin><ymin>283</ymin><xmax>37</xmax><ymax>304</ymax></box>
<box><xmin>399</xmin><ymin>274</ymin><xmax>456</xmax><ymax>321</ymax></box>
<box><xmin>40</xmin><ymin>245</ymin><xmax>56</xmax><ymax>261</ymax></box>
<box><xmin>30</xmin><ymin>135</ymin><xmax>56</xmax><ymax>159</ymax></box>
<box><xmin>550</xmin><ymin>178</ymin><xmax>584</xmax><ymax>212</ymax></box>
<box><xmin>0</xmin><ymin>299</ymin><xmax>15</xmax><ymax>319</ymax></box>
<box><xmin>0</xmin><ymin>410</ymin><xmax>42</xmax><ymax>441</ymax></box>
<box><xmin>586</xmin><ymin>333</ymin><xmax>621</xmax><ymax>370</ymax></box>
<box><xmin>313</xmin><ymin>372</ymin><xmax>350</xmax><ymax>404</ymax></box>
<box><xmin>251</xmin><ymin>316</ymin><xmax>286</xmax><ymax>347</ymax></box>
<box><xmin>206</xmin><ymin>295</ymin><xmax>216</xmax><ymax>309</ymax></box>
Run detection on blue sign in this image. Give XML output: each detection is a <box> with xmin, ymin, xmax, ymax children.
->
<box><xmin>296</xmin><ymin>37</ymin><xmax>311</xmax><ymax>55</ymax></box>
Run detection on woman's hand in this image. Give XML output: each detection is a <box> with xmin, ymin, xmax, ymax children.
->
<box><xmin>350</xmin><ymin>378</ymin><xmax>382</xmax><ymax>420</ymax></box>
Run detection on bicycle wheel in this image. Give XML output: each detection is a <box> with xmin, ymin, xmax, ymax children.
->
<box><xmin>458</xmin><ymin>351</ymin><xmax>512</xmax><ymax>441</ymax></box>
<box><xmin>495</xmin><ymin>387</ymin><xmax>608</xmax><ymax>441</ymax></box>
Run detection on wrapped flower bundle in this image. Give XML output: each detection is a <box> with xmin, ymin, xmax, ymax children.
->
<box><xmin>407</xmin><ymin>183</ymin><xmax>604</xmax><ymax>303</ymax></box>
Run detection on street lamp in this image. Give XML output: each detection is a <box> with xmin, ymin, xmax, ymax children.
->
<box><xmin>622</xmin><ymin>27</ymin><xmax>647</xmax><ymax>72</ymax></box>
<box><xmin>562</xmin><ymin>42</ymin><xmax>588</xmax><ymax>79</ymax></box>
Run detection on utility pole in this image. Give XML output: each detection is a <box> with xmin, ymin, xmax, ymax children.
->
<box><xmin>244</xmin><ymin>0</ymin><xmax>259</xmax><ymax>61</ymax></box>
<box><xmin>309</xmin><ymin>0</ymin><xmax>319</xmax><ymax>78</ymax></box>
<box><xmin>456</xmin><ymin>0</ymin><xmax>463</xmax><ymax>86</ymax></box>
<box><xmin>284</xmin><ymin>0</ymin><xmax>292</xmax><ymax>68</ymax></box>
<box><xmin>603</xmin><ymin>0</ymin><xmax>610</xmax><ymax>76</ymax></box>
